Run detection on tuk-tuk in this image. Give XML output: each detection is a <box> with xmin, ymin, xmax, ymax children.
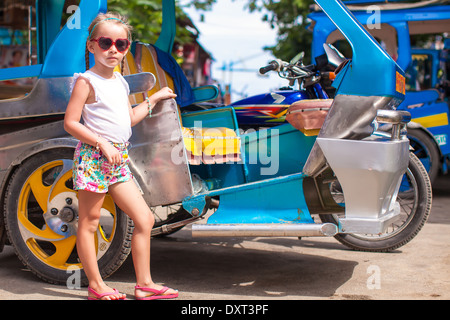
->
<box><xmin>0</xmin><ymin>0</ymin><xmax>431</xmax><ymax>286</ymax></box>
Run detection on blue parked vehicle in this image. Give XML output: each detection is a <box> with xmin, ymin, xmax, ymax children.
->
<box><xmin>0</xmin><ymin>0</ymin><xmax>431</xmax><ymax>285</ymax></box>
<box><xmin>308</xmin><ymin>0</ymin><xmax>450</xmax><ymax>184</ymax></box>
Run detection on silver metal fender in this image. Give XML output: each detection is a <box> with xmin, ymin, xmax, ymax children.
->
<box><xmin>317</xmin><ymin>137</ymin><xmax>409</xmax><ymax>234</ymax></box>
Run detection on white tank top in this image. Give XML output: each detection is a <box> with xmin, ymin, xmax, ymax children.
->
<box><xmin>71</xmin><ymin>70</ymin><xmax>131</xmax><ymax>143</ymax></box>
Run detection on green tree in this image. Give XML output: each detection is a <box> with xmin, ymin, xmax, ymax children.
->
<box><xmin>244</xmin><ymin>0</ymin><xmax>315</xmax><ymax>63</ymax></box>
<box><xmin>107</xmin><ymin>0</ymin><xmax>215</xmax><ymax>47</ymax></box>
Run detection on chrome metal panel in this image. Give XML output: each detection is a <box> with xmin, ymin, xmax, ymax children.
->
<box><xmin>129</xmin><ymin>98</ymin><xmax>193</xmax><ymax>206</ymax></box>
<box><xmin>303</xmin><ymin>95</ymin><xmax>393</xmax><ymax>176</ymax></box>
<box><xmin>0</xmin><ymin>121</ymin><xmax>69</xmax><ymax>194</ymax></box>
<box><xmin>0</xmin><ymin>78</ymin><xmax>72</xmax><ymax>119</ymax></box>
<box><xmin>191</xmin><ymin>223</ymin><xmax>338</xmax><ymax>237</ymax></box>
<box><xmin>317</xmin><ymin>137</ymin><xmax>409</xmax><ymax>234</ymax></box>
<box><xmin>0</xmin><ymin>73</ymin><xmax>155</xmax><ymax>120</ymax></box>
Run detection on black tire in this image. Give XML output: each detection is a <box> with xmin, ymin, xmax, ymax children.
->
<box><xmin>3</xmin><ymin>148</ymin><xmax>133</xmax><ymax>285</ymax></box>
<box><xmin>320</xmin><ymin>152</ymin><xmax>432</xmax><ymax>252</ymax></box>
<box><xmin>408</xmin><ymin>128</ymin><xmax>440</xmax><ymax>185</ymax></box>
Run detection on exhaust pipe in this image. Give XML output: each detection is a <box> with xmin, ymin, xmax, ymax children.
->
<box><xmin>191</xmin><ymin>223</ymin><xmax>338</xmax><ymax>237</ymax></box>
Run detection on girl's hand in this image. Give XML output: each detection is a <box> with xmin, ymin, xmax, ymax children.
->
<box><xmin>98</xmin><ymin>138</ymin><xmax>121</xmax><ymax>164</ymax></box>
<box><xmin>148</xmin><ymin>87</ymin><xmax>177</xmax><ymax>106</ymax></box>
<box><xmin>129</xmin><ymin>87</ymin><xmax>177</xmax><ymax>127</ymax></box>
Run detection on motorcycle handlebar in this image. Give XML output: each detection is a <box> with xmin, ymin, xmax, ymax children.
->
<box><xmin>259</xmin><ymin>59</ymin><xmax>282</xmax><ymax>74</ymax></box>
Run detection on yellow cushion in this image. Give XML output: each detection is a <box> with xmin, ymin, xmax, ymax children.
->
<box><xmin>182</xmin><ymin>127</ymin><xmax>202</xmax><ymax>157</ymax></box>
<box><xmin>198</xmin><ymin>127</ymin><xmax>241</xmax><ymax>156</ymax></box>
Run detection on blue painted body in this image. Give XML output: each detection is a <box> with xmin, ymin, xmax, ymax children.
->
<box><xmin>183</xmin><ymin>120</ymin><xmax>315</xmax><ymax>223</ymax></box>
<box><xmin>182</xmin><ymin>0</ymin><xmax>406</xmax><ymax>225</ymax></box>
<box><xmin>203</xmin><ymin>173</ymin><xmax>313</xmax><ymax>224</ymax></box>
<box><xmin>314</xmin><ymin>1</ymin><xmax>403</xmax><ymax>99</ymax></box>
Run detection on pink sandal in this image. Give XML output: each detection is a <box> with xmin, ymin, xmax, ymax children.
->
<box><xmin>134</xmin><ymin>285</ymin><xmax>179</xmax><ymax>300</ymax></box>
<box><xmin>88</xmin><ymin>287</ymin><xmax>126</xmax><ymax>300</ymax></box>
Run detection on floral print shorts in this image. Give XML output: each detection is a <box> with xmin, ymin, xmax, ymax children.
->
<box><xmin>72</xmin><ymin>141</ymin><xmax>133</xmax><ymax>193</ymax></box>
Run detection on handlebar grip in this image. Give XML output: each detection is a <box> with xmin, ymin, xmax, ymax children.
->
<box><xmin>259</xmin><ymin>60</ymin><xmax>280</xmax><ymax>74</ymax></box>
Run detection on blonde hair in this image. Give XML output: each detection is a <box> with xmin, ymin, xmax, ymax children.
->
<box><xmin>85</xmin><ymin>12</ymin><xmax>133</xmax><ymax>72</ymax></box>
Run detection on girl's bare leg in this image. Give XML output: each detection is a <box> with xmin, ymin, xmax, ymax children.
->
<box><xmin>108</xmin><ymin>179</ymin><xmax>177</xmax><ymax>298</ymax></box>
<box><xmin>77</xmin><ymin>190</ymin><xmax>125</xmax><ymax>300</ymax></box>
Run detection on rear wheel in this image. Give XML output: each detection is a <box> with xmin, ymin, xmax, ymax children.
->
<box><xmin>320</xmin><ymin>152</ymin><xmax>432</xmax><ymax>252</ymax></box>
<box><xmin>4</xmin><ymin>148</ymin><xmax>133</xmax><ymax>285</ymax></box>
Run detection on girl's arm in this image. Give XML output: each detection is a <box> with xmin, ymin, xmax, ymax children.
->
<box><xmin>64</xmin><ymin>77</ymin><xmax>122</xmax><ymax>164</ymax></box>
<box><xmin>64</xmin><ymin>77</ymin><xmax>97</xmax><ymax>145</ymax></box>
<box><xmin>129</xmin><ymin>87</ymin><xmax>177</xmax><ymax>127</ymax></box>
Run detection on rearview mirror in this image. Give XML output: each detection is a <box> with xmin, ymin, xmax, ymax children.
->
<box><xmin>323</xmin><ymin>43</ymin><xmax>346</xmax><ymax>67</ymax></box>
<box><xmin>290</xmin><ymin>52</ymin><xmax>305</xmax><ymax>65</ymax></box>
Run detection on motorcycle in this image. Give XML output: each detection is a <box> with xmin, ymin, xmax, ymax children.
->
<box><xmin>229</xmin><ymin>51</ymin><xmax>334</xmax><ymax>131</ymax></box>
<box><xmin>0</xmin><ymin>0</ymin><xmax>431</xmax><ymax>286</ymax></box>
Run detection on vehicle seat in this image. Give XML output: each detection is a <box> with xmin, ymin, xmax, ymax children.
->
<box><xmin>286</xmin><ymin>99</ymin><xmax>332</xmax><ymax>136</ymax></box>
<box><xmin>131</xmin><ymin>42</ymin><xmax>241</xmax><ymax>165</ymax></box>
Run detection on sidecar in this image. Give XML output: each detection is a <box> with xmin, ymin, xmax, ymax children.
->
<box><xmin>0</xmin><ymin>0</ymin><xmax>430</xmax><ymax>286</ymax></box>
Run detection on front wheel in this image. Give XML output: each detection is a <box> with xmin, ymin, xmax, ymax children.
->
<box><xmin>320</xmin><ymin>152</ymin><xmax>432</xmax><ymax>252</ymax></box>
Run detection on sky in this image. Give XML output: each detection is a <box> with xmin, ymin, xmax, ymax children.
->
<box><xmin>182</xmin><ymin>0</ymin><xmax>286</xmax><ymax>102</ymax></box>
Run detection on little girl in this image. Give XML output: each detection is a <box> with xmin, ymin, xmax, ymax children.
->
<box><xmin>64</xmin><ymin>12</ymin><xmax>178</xmax><ymax>300</ymax></box>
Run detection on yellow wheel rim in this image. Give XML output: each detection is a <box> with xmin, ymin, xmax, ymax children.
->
<box><xmin>17</xmin><ymin>159</ymin><xmax>117</xmax><ymax>270</ymax></box>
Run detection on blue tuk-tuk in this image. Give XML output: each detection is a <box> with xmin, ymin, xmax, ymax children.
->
<box><xmin>0</xmin><ymin>0</ymin><xmax>431</xmax><ymax>286</ymax></box>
